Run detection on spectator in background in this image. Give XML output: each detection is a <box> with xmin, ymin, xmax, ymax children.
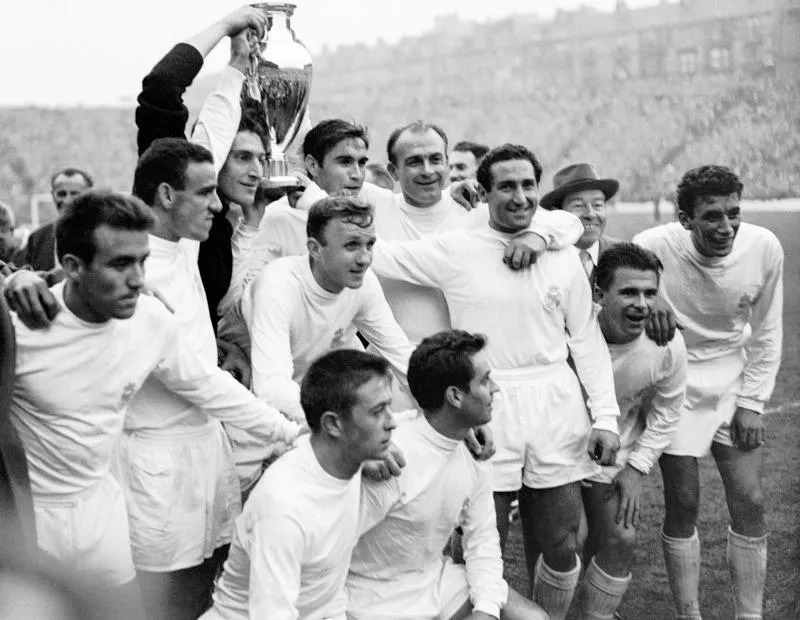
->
<box><xmin>365</xmin><ymin>162</ymin><xmax>394</xmax><ymax>191</ymax></box>
<box><xmin>0</xmin><ymin>201</ymin><xmax>18</xmax><ymax>264</ymax></box>
<box><xmin>15</xmin><ymin>167</ymin><xmax>93</xmax><ymax>271</ymax></box>
<box><xmin>449</xmin><ymin>140</ymin><xmax>489</xmax><ymax>183</ymax></box>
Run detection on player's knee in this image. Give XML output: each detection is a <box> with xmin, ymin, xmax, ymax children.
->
<box><xmin>602</xmin><ymin>523</ymin><xmax>637</xmax><ymax>564</ymax></box>
<box><xmin>543</xmin><ymin>524</ymin><xmax>580</xmax><ymax>566</ymax></box>
<box><xmin>730</xmin><ymin>485</ymin><xmax>766</xmax><ymax>530</ymax></box>
<box><xmin>665</xmin><ymin>485</ymin><xmax>699</xmax><ymax>526</ymax></box>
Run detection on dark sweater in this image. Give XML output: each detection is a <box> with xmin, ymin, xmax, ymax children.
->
<box><xmin>135</xmin><ymin>43</ymin><xmax>234</xmax><ymax>332</ymax></box>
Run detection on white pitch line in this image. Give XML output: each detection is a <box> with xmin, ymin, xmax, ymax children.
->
<box><xmin>764</xmin><ymin>400</ymin><xmax>800</xmax><ymax>415</ymax></box>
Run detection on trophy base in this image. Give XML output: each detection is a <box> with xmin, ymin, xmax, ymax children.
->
<box><xmin>262</xmin><ymin>175</ymin><xmax>301</xmax><ymax>189</ymax></box>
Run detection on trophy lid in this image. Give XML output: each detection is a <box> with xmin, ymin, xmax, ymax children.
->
<box><xmin>250</xmin><ymin>2</ymin><xmax>297</xmax><ymax>16</ymax></box>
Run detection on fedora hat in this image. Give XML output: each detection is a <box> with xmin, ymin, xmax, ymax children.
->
<box><xmin>540</xmin><ymin>163</ymin><xmax>619</xmax><ymax>210</ymax></box>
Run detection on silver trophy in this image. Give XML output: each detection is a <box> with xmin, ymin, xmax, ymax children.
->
<box><xmin>246</xmin><ymin>2</ymin><xmax>313</xmax><ymax>188</ymax></box>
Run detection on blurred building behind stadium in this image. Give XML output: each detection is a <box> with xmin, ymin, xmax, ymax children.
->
<box><xmin>0</xmin><ymin>0</ymin><xmax>798</xmax><ymax>226</ymax></box>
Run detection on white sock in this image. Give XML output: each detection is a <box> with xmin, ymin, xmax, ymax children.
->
<box><xmin>661</xmin><ymin>528</ymin><xmax>703</xmax><ymax>620</ymax></box>
<box><xmin>579</xmin><ymin>557</ymin><xmax>632</xmax><ymax>619</ymax></box>
<box><xmin>533</xmin><ymin>554</ymin><xmax>581</xmax><ymax>620</ymax></box>
<box><xmin>727</xmin><ymin>527</ymin><xmax>767</xmax><ymax>620</ymax></box>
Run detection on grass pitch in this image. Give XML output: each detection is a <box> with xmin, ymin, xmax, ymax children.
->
<box><xmin>500</xmin><ymin>210</ymin><xmax>800</xmax><ymax>620</ymax></box>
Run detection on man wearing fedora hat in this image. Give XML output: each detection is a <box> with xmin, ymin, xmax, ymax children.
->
<box><xmin>541</xmin><ymin>163</ymin><xmax>622</xmax><ymax>284</ymax></box>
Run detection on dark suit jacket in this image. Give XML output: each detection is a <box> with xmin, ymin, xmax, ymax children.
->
<box><xmin>0</xmin><ymin>294</ymin><xmax>35</xmax><ymax>558</ymax></box>
<box><xmin>15</xmin><ymin>221</ymin><xmax>56</xmax><ymax>272</ymax></box>
<box><xmin>598</xmin><ymin>234</ymin><xmax>623</xmax><ymax>260</ymax></box>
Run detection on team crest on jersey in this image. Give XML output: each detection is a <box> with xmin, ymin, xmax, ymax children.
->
<box><xmin>330</xmin><ymin>328</ymin><xmax>346</xmax><ymax>349</ymax></box>
<box><xmin>736</xmin><ymin>293</ymin><xmax>754</xmax><ymax>320</ymax></box>
<box><xmin>543</xmin><ymin>286</ymin><xmax>562</xmax><ymax>312</ymax></box>
<box><xmin>118</xmin><ymin>382</ymin><xmax>138</xmax><ymax>409</ymax></box>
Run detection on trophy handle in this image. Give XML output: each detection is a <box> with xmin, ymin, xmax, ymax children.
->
<box><xmin>245</xmin><ymin>27</ymin><xmax>263</xmax><ymax>101</ymax></box>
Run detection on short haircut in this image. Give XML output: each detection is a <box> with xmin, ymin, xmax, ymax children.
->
<box><xmin>453</xmin><ymin>140</ymin><xmax>490</xmax><ymax>161</ymax></box>
<box><xmin>306</xmin><ymin>195</ymin><xmax>374</xmax><ymax>245</ymax></box>
<box><xmin>0</xmin><ymin>201</ymin><xmax>14</xmax><ymax>229</ymax></box>
<box><xmin>676</xmin><ymin>165</ymin><xmax>744</xmax><ymax>216</ymax></box>
<box><xmin>132</xmin><ymin>138</ymin><xmax>214</xmax><ymax>206</ymax></box>
<box><xmin>407</xmin><ymin>330</ymin><xmax>488</xmax><ymax>412</ymax></box>
<box><xmin>302</xmin><ymin>119</ymin><xmax>369</xmax><ymax>165</ymax></box>
<box><xmin>56</xmin><ymin>191</ymin><xmax>155</xmax><ymax>264</ymax></box>
<box><xmin>476</xmin><ymin>143</ymin><xmax>543</xmax><ymax>191</ymax></box>
<box><xmin>595</xmin><ymin>242</ymin><xmax>663</xmax><ymax>292</ymax></box>
<box><xmin>386</xmin><ymin>120</ymin><xmax>449</xmax><ymax>166</ymax></box>
<box><xmin>300</xmin><ymin>349</ymin><xmax>392</xmax><ymax>432</ymax></box>
<box><xmin>239</xmin><ymin>95</ymin><xmax>271</xmax><ymax>156</ymax></box>
<box><xmin>366</xmin><ymin>163</ymin><xmax>394</xmax><ymax>190</ymax></box>
<box><xmin>50</xmin><ymin>167</ymin><xmax>94</xmax><ymax>189</ymax></box>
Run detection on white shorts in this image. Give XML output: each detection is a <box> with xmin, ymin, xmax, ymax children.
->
<box><xmin>664</xmin><ymin>352</ymin><xmax>744</xmax><ymax>457</ymax></box>
<box><xmin>112</xmin><ymin>420</ymin><xmax>241</xmax><ymax>572</ymax></box>
<box><xmin>34</xmin><ymin>473</ymin><xmax>135</xmax><ymax>586</ymax></box>
<box><xmin>346</xmin><ymin>559</ymin><xmax>498</xmax><ymax>620</ymax></box>
<box><xmin>491</xmin><ymin>363</ymin><xmax>600</xmax><ymax>491</ymax></box>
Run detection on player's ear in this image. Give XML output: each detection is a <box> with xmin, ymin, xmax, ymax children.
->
<box><xmin>61</xmin><ymin>253</ymin><xmax>86</xmax><ymax>282</ymax></box>
<box><xmin>305</xmin><ymin>154</ymin><xmax>320</xmax><ymax>179</ymax></box>
<box><xmin>593</xmin><ymin>284</ymin><xmax>604</xmax><ymax>305</ymax></box>
<box><xmin>386</xmin><ymin>162</ymin><xmax>399</xmax><ymax>182</ymax></box>
<box><xmin>444</xmin><ymin>385</ymin><xmax>463</xmax><ymax>409</ymax></box>
<box><xmin>307</xmin><ymin>235</ymin><xmax>322</xmax><ymax>261</ymax></box>
<box><xmin>320</xmin><ymin>410</ymin><xmax>344</xmax><ymax>439</ymax></box>
<box><xmin>156</xmin><ymin>182</ymin><xmax>174</xmax><ymax>210</ymax></box>
<box><xmin>677</xmin><ymin>209</ymin><xmax>692</xmax><ymax>231</ymax></box>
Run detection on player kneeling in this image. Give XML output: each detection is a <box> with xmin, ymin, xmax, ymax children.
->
<box><xmin>347</xmin><ymin>330</ymin><xmax>546</xmax><ymax>620</ymax></box>
<box><xmin>579</xmin><ymin>243</ymin><xmax>687</xmax><ymax>619</ymax></box>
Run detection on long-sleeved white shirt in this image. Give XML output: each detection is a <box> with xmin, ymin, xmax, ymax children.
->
<box><xmin>191</xmin><ymin>65</ymin><xmax>245</xmax><ymax>175</ymax></box>
<box><xmin>295</xmin><ymin>182</ymin><xmax>584</xmax><ymax>345</ymax></box>
<box><xmin>371</xmin><ymin>228</ymin><xmax>620</xmax><ymax>431</ymax></box>
<box><xmin>242</xmin><ymin>255</ymin><xmax>413</xmax><ymax>423</ymax></box>
<box><xmin>597</xmin><ymin>330</ymin><xmax>687</xmax><ymax>480</ymax></box>
<box><xmin>125</xmin><ymin>235</ymin><xmax>294</xmax><ymax>461</ymax></box>
<box><xmin>349</xmin><ymin>416</ymin><xmax>507</xmax><ymax>619</ymax></box>
<box><xmin>10</xmin><ymin>283</ymin><xmax>299</xmax><ymax>499</ymax></box>
<box><xmin>204</xmin><ymin>436</ymin><xmax>359</xmax><ymax>620</ymax></box>
<box><xmin>633</xmin><ymin>222</ymin><xmax>783</xmax><ymax>413</ymax></box>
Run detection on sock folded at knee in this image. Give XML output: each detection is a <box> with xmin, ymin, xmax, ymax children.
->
<box><xmin>579</xmin><ymin>557</ymin><xmax>631</xmax><ymax>620</ymax></box>
<box><xmin>533</xmin><ymin>554</ymin><xmax>581</xmax><ymax>620</ymax></box>
<box><xmin>661</xmin><ymin>528</ymin><xmax>702</xmax><ymax>620</ymax></box>
<box><xmin>727</xmin><ymin>527</ymin><xmax>767</xmax><ymax>620</ymax></box>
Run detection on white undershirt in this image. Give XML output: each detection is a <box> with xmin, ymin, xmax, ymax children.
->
<box><xmin>633</xmin><ymin>222</ymin><xmax>783</xmax><ymax>412</ymax></box>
